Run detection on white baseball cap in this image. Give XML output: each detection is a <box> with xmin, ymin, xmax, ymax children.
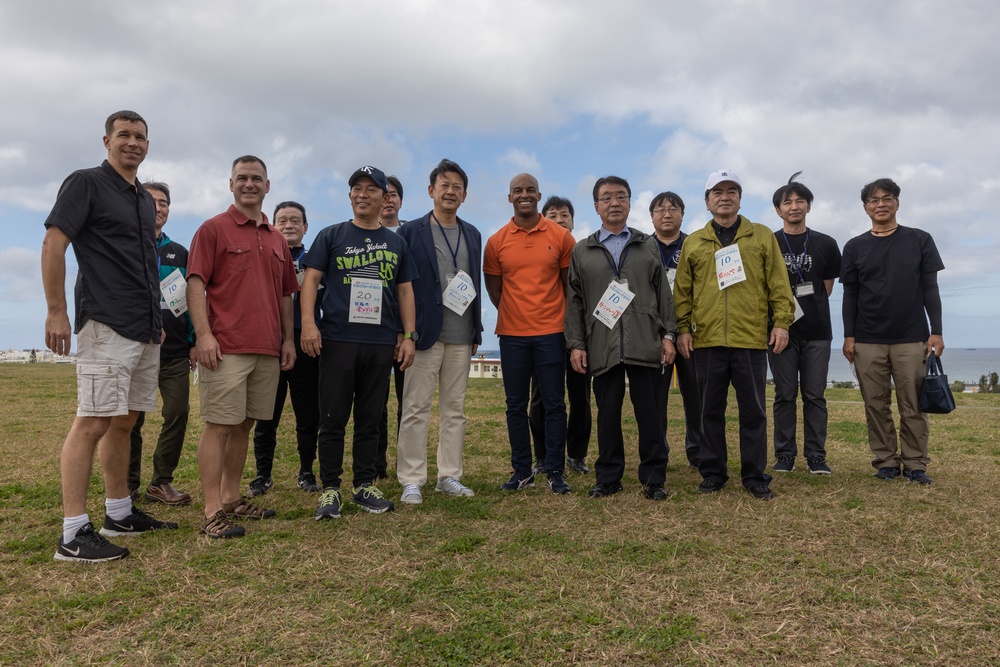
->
<box><xmin>705</xmin><ymin>170</ymin><xmax>742</xmax><ymax>191</ymax></box>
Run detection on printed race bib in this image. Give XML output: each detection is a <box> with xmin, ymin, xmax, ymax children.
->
<box><xmin>443</xmin><ymin>270</ymin><xmax>476</xmax><ymax>316</ymax></box>
<box><xmin>666</xmin><ymin>268</ymin><xmax>677</xmax><ymax>293</ymax></box>
<box><xmin>715</xmin><ymin>245</ymin><xmax>746</xmax><ymax>290</ymax></box>
<box><xmin>159</xmin><ymin>269</ymin><xmax>188</xmax><ymax>316</ymax></box>
<box><xmin>593</xmin><ymin>280</ymin><xmax>634</xmax><ymax>329</ymax></box>
<box><xmin>348</xmin><ymin>277</ymin><xmax>383</xmax><ymax>324</ymax></box>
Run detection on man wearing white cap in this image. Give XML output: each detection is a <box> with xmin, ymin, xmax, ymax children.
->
<box><xmin>673</xmin><ymin>170</ymin><xmax>795</xmax><ymax>500</ymax></box>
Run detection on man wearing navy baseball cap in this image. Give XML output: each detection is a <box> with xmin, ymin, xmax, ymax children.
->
<box><xmin>673</xmin><ymin>170</ymin><xmax>795</xmax><ymax>500</ymax></box>
<box><xmin>299</xmin><ymin>166</ymin><xmax>418</xmax><ymax>519</ymax></box>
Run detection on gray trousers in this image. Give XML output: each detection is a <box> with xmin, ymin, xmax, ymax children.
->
<box><xmin>767</xmin><ymin>339</ymin><xmax>831</xmax><ymax>460</ymax></box>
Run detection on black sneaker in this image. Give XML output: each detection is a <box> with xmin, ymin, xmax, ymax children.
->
<box><xmin>548</xmin><ymin>474</ymin><xmax>571</xmax><ymax>494</ymax></box>
<box><xmin>807</xmin><ymin>456</ymin><xmax>832</xmax><ymax>475</ymax></box>
<box><xmin>531</xmin><ymin>460</ymin><xmax>545</xmax><ymax>476</ymax></box>
<box><xmin>644</xmin><ymin>483</ymin><xmax>669</xmax><ymax>500</ymax></box>
<box><xmin>698</xmin><ymin>478</ymin><xmax>727</xmax><ymax>494</ymax></box>
<box><xmin>500</xmin><ymin>472</ymin><xmax>536</xmax><ymax>491</ymax></box>
<box><xmin>749</xmin><ymin>484</ymin><xmax>775</xmax><ymax>500</ymax></box>
<box><xmin>55</xmin><ymin>523</ymin><xmax>129</xmax><ymax>563</ymax></box>
<box><xmin>298</xmin><ymin>471</ymin><xmax>321</xmax><ymax>493</ymax></box>
<box><xmin>587</xmin><ymin>481</ymin><xmax>624</xmax><ymax>498</ymax></box>
<box><xmin>248</xmin><ymin>476</ymin><xmax>273</xmax><ymax>497</ymax></box>
<box><xmin>903</xmin><ymin>469</ymin><xmax>933</xmax><ymax>485</ymax></box>
<box><xmin>315</xmin><ymin>488</ymin><xmax>342</xmax><ymax>520</ymax></box>
<box><xmin>567</xmin><ymin>457</ymin><xmax>590</xmax><ymax>474</ymax></box>
<box><xmin>352</xmin><ymin>484</ymin><xmax>395</xmax><ymax>514</ymax></box>
<box><xmin>773</xmin><ymin>455</ymin><xmax>795</xmax><ymax>472</ymax></box>
<box><xmin>99</xmin><ymin>505</ymin><xmax>179</xmax><ymax>537</ymax></box>
<box><xmin>874</xmin><ymin>466</ymin><xmax>901</xmax><ymax>481</ymax></box>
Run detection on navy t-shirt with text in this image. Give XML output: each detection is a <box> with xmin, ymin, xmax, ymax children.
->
<box><xmin>302</xmin><ymin>220</ymin><xmax>417</xmax><ymax>345</ymax></box>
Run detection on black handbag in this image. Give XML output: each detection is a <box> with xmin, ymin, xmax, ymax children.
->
<box><xmin>919</xmin><ymin>353</ymin><xmax>956</xmax><ymax>414</ymax></box>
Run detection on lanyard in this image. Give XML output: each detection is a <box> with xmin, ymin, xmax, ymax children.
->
<box><xmin>431</xmin><ymin>212</ymin><xmax>463</xmax><ymax>273</ymax></box>
<box><xmin>780</xmin><ymin>229</ymin><xmax>809</xmax><ymax>284</ymax></box>
<box><xmin>602</xmin><ymin>240</ymin><xmax>632</xmax><ymax>280</ymax></box>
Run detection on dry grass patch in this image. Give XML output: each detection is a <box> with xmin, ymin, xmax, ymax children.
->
<box><xmin>1</xmin><ymin>365</ymin><xmax>999</xmax><ymax>665</ymax></box>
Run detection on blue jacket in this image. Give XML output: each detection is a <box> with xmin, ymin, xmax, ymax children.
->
<box><xmin>398</xmin><ymin>213</ymin><xmax>483</xmax><ymax>350</ymax></box>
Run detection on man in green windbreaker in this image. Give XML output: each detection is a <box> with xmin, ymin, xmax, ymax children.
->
<box><xmin>674</xmin><ymin>170</ymin><xmax>794</xmax><ymax>500</ymax></box>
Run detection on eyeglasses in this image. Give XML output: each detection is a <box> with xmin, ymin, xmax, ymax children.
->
<box><xmin>652</xmin><ymin>207</ymin><xmax>682</xmax><ymax>215</ymax></box>
<box><xmin>866</xmin><ymin>195</ymin><xmax>897</xmax><ymax>206</ymax></box>
<box><xmin>597</xmin><ymin>193</ymin><xmax>629</xmax><ymax>204</ymax></box>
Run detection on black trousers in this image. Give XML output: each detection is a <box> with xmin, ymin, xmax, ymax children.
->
<box><xmin>317</xmin><ymin>341</ymin><xmax>394</xmax><ymax>489</ymax></box>
<box><xmin>252</xmin><ymin>332</ymin><xmax>320</xmax><ymax>479</ymax></box>
<box><xmin>592</xmin><ymin>364</ymin><xmax>667</xmax><ymax>487</ymax></box>
<box><xmin>128</xmin><ymin>356</ymin><xmax>190</xmax><ymax>489</ymax></box>
<box><xmin>529</xmin><ymin>354</ymin><xmax>592</xmax><ymax>461</ymax></box>
<box><xmin>376</xmin><ymin>359</ymin><xmax>405</xmax><ymax>477</ymax></box>
<box><xmin>658</xmin><ymin>352</ymin><xmax>702</xmax><ymax>467</ymax></box>
<box><xmin>693</xmin><ymin>347</ymin><xmax>771</xmax><ymax>489</ymax></box>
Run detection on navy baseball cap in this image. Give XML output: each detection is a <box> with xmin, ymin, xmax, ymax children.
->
<box><xmin>348</xmin><ymin>165</ymin><xmax>389</xmax><ymax>193</ymax></box>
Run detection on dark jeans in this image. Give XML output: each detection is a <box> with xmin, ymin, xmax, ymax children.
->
<box><xmin>767</xmin><ymin>338</ymin><xmax>831</xmax><ymax>460</ymax></box>
<box><xmin>658</xmin><ymin>353</ymin><xmax>702</xmax><ymax>467</ymax></box>
<box><xmin>252</xmin><ymin>333</ymin><xmax>320</xmax><ymax>479</ymax></box>
<box><xmin>592</xmin><ymin>364</ymin><xmax>667</xmax><ymax>486</ymax></box>
<box><xmin>317</xmin><ymin>341</ymin><xmax>394</xmax><ymax>489</ymax></box>
<box><xmin>499</xmin><ymin>334</ymin><xmax>567</xmax><ymax>477</ymax></box>
<box><xmin>128</xmin><ymin>356</ymin><xmax>190</xmax><ymax>489</ymax></box>
<box><xmin>376</xmin><ymin>359</ymin><xmax>405</xmax><ymax>477</ymax></box>
<box><xmin>530</xmin><ymin>354</ymin><xmax>592</xmax><ymax>461</ymax></box>
<box><xmin>693</xmin><ymin>347</ymin><xmax>771</xmax><ymax>489</ymax></box>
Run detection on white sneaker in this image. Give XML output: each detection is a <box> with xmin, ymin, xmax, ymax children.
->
<box><xmin>400</xmin><ymin>484</ymin><xmax>423</xmax><ymax>504</ymax></box>
<box><xmin>436</xmin><ymin>477</ymin><xmax>475</xmax><ymax>497</ymax></box>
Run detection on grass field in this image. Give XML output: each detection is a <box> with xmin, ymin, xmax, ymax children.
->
<box><xmin>1</xmin><ymin>363</ymin><xmax>999</xmax><ymax>665</ymax></box>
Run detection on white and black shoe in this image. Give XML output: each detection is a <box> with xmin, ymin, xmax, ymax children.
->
<box><xmin>55</xmin><ymin>523</ymin><xmax>129</xmax><ymax>563</ymax></box>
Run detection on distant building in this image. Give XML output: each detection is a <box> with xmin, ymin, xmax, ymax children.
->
<box><xmin>469</xmin><ymin>354</ymin><xmax>502</xmax><ymax>379</ymax></box>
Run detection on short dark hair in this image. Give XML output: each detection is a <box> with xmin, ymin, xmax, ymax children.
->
<box><xmin>593</xmin><ymin>176</ymin><xmax>631</xmax><ymax>202</ymax></box>
<box><xmin>429</xmin><ymin>159</ymin><xmax>468</xmax><ymax>191</ymax></box>
<box><xmin>105</xmin><ymin>110</ymin><xmax>147</xmax><ymax>136</ymax></box>
<box><xmin>273</xmin><ymin>201</ymin><xmax>307</xmax><ymax>225</ymax></box>
<box><xmin>542</xmin><ymin>196</ymin><xmax>574</xmax><ymax>219</ymax></box>
<box><xmin>649</xmin><ymin>191</ymin><xmax>685</xmax><ymax>215</ymax></box>
<box><xmin>387</xmin><ymin>175</ymin><xmax>404</xmax><ymax>200</ymax></box>
<box><xmin>143</xmin><ymin>181</ymin><xmax>171</xmax><ymax>205</ymax></box>
<box><xmin>771</xmin><ymin>171</ymin><xmax>814</xmax><ymax>208</ymax></box>
<box><xmin>860</xmin><ymin>178</ymin><xmax>901</xmax><ymax>203</ymax></box>
<box><xmin>232</xmin><ymin>155</ymin><xmax>267</xmax><ymax>174</ymax></box>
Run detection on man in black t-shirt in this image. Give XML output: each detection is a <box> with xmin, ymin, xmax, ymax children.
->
<box><xmin>767</xmin><ymin>175</ymin><xmax>841</xmax><ymax>475</ymax></box>
<box><xmin>841</xmin><ymin>178</ymin><xmax>944</xmax><ymax>485</ymax></box>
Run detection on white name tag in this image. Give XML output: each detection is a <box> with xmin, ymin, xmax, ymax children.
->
<box><xmin>792</xmin><ymin>296</ymin><xmax>804</xmax><ymax>324</ymax></box>
<box><xmin>715</xmin><ymin>245</ymin><xmax>746</xmax><ymax>290</ymax></box>
<box><xmin>795</xmin><ymin>282</ymin><xmax>815</xmax><ymax>297</ymax></box>
<box><xmin>443</xmin><ymin>270</ymin><xmax>476</xmax><ymax>316</ymax></box>
<box><xmin>666</xmin><ymin>268</ymin><xmax>676</xmax><ymax>293</ymax></box>
<box><xmin>593</xmin><ymin>280</ymin><xmax>634</xmax><ymax>329</ymax></box>
<box><xmin>348</xmin><ymin>277</ymin><xmax>383</xmax><ymax>324</ymax></box>
<box><xmin>159</xmin><ymin>269</ymin><xmax>188</xmax><ymax>316</ymax></box>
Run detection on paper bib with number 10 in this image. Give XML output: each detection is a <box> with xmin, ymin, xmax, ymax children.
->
<box><xmin>593</xmin><ymin>280</ymin><xmax>634</xmax><ymax>329</ymax></box>
<box><xmin>443</xmin><ymin>270</ymin><xmax>476</xmax><ymax>316</ymax></box>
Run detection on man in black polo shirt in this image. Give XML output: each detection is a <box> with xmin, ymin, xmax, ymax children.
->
<box><xmin>43</xmin><ymin>110</ymin><xmax>177</xmax><ymax>563</ymax></box>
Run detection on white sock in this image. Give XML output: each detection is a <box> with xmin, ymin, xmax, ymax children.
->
<box><xmin>63</xmin><ymin>514</ymin><xmax>89</xmax><ymax>544</ymax></box>
<box><xmin>105</xmin><ymin>496</ymin><xmax>133</xmax><ymax>521</ymax></box>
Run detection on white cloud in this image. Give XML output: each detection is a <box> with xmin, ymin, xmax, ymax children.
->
<box><xmin>0</xmin><ymin>248</ymin><xmax>43</xmax><ymax>302</ymax></box>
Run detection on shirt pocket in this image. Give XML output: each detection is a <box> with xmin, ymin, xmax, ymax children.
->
<box><xmin>226</xmin><ymin>244</ymin><xmax>252</xmax><ymax>272</ymax></box>
<box><xmin>271</xmin><ymin>246</ymin><xmax>287</xmax><ymax>280</ymax></box>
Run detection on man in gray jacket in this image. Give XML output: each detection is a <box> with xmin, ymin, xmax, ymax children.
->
<box><xmin>565</xmin><ymin>176</ymin><xmax>678</xmax><ymax>500</ymax></box>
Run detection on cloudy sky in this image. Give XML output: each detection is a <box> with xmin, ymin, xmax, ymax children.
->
<box><xmin>2</xmin><ymin>0</ymin><xmax>997</xmax><ymax>351</ymax></box>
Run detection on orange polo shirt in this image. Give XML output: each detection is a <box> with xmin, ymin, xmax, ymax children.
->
<box><xmin>484</xmin><ymin>216</ymin><xmax>575</xmax><ymax>336</ymax></box>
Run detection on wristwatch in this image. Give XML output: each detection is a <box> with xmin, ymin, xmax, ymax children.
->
<box><xmin>403</xmin><ymin>331</ymin><xmax>419</xmax><ymax>342</ymax></box>
<box><xmin>662</xmin><ymin>333</ymin><xmax>676</xmax><ymax>343</ymax></box>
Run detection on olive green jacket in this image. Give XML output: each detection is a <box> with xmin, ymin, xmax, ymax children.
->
<box><xmin>674</xmin><ymin>216</ymin><xmax>794</xmax><ymax>350</ymax></box>
<box><xmin>565</xmin><ymin>228</ymin><xmax>677</xmax><ymax>377</ymax></box>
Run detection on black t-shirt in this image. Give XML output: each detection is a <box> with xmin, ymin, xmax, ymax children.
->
<box><xmin>44</xmin><ymin>160</ymin><xmax>161</xmax><ymax>343</ymax></box>
<box><xmin>840</xmin><ymin>226</ymin><xmax>944</xmax><ymax>344</ymax></box>
<box><xmin>303</xmin><ymin>220</ymin><xmax>417</xmax><ymax>345</ymax></box>
<box><xmin>775</xmin><ymin>228</ymin><xmax>841</xmax><ymax>341</ymax></box>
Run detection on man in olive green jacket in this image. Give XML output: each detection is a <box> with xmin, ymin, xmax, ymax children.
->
<box><xmin>566</xmin><ymin>175</ymin><xmax>678</xmax><ymax>501</ymax></box>
<box><xmin>674</xmin><ymin>170</ymin><xmax>794</xmax><ymax>500</ymax></box>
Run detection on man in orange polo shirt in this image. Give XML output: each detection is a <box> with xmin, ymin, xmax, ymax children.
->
<box><xmin>484</xmin><ymin>173</ymin><xmax>576</xmax><ymax>494</ymax></box>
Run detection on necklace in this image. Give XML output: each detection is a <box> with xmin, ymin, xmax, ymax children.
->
<box><xmin>870</xmin><ymin>225</ymin><xmax>899</xmax><ymax>236</ymax></box>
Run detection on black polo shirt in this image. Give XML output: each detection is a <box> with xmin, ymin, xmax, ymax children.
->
<box><xmin>44</xmin><ymin>160</ymin><xmax>161</xmax><ymax>342</ymax></box>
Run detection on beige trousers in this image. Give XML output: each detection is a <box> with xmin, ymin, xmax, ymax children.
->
<box><xmin>396</xmin><ymin>341</ymin><xmax>473</xmax><ymax>486</ymax></box>
<box><xmin>854</xmin><ymin>342</ymin><xmax>930</xmax><ymax>471</ymax></box>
